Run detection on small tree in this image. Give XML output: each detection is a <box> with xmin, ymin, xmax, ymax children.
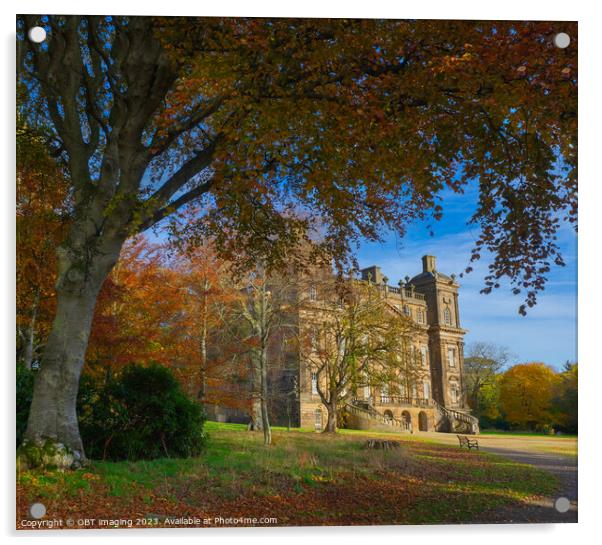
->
<box><xmin>173</xmin><ymin>242</ymin><xmax>240</xmax><ymax>399</ymax></box>
<box><xmin>301</xmin><ymin>279</ymin><xmax>418</xmax><ymax>433</ymax></box>
<box><xmin>464</xmin><ymin>342</ymin><xmax>511</xmax><ymax>416</ymax></box>
<box><xmin>236</xmin><ymin>264</ymin><xmax>298</xmax><ymax>445</ymax></box>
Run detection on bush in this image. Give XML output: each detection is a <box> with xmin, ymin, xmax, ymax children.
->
<box><xmin>16</xmin><ymin>363</ymin><xmax>34</xmax><ymax>446</ymax></box>
<box><xmin>78</xmin><ymin>363</ymin><xmax>206</xmax><ymax>461</ymax></box>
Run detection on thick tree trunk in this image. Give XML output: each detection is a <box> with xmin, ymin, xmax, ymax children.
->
<box><xmin>21</xmin><ymin>235</ymin><xmax>124</xmax><ymax>468</ymax></box>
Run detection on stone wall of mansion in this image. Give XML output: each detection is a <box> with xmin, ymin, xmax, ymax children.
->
<box><xmin>297</xmin><ymin>255</ymin><xmax>471</xmax><ymax>432</ymax></box>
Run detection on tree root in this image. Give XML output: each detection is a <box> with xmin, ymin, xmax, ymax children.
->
<box><xmin>17</xmin><ymin>439</ymin><xmax>86</xmax><ymax>471</ymax></box>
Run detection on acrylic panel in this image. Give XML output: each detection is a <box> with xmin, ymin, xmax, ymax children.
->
<box><xmin>16</xmin><ymin>15</ymin><xmax>577</xmax><ymax>530</ymax></box>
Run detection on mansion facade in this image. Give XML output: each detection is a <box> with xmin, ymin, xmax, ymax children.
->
<box><xmin>296</xmin><ymin>255</ymin><xmax>477</xmax><ymax>434</ymax></box>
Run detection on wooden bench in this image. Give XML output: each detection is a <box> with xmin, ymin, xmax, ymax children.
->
<box><xmin>456</xmin><ymin>434</ymin><xmax>479</xmax><ymax>450</ymax></box>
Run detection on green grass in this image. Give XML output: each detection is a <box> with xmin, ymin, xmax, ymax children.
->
<box><xmin>17</xmin><ymin>423</ymin><xmax>562</xmax><ymax>525</ymax></box>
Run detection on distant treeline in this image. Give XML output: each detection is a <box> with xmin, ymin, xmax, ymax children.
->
<box><xmin>465</xmin><ymin>345</ymin><xmax>577</xmax><ymax>434</ymax></box>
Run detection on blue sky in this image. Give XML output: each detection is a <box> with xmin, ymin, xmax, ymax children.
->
<box><xmin>355</xmin><ymin>183</ymin><xmax>578</xmax><ymax>370</ymax></box>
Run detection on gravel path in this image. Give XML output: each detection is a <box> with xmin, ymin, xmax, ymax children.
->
<box><xmin>477</xmin><ymin>446</ymin><xmax>577</xmax><ymax>524</ymax></box>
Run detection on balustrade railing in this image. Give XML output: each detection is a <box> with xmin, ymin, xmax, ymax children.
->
<box><xmin>371</xmin><ymin>395</ymin><xmax>433</xmax><ymax>408</ymax></box>
<box><xmin>346</xmin><ymin>401</ymin><xmax>412</xmax><ymax>432</ymax></box>
<box><xmin>378</xmin><ymin>284</ymin><xmax>426</xmax><ymax>301</ymax></box>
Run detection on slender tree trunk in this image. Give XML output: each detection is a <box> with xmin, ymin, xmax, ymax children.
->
<box><xmin>21</xmin><ymin>234</ymin><xmax>124</xmax><ymax>466</ymax></box>
<box><xmin>260</xmin><ymin>347</ymin><xmax>271</xmax><ymax>445</ymax></box>
<box><xmin>22</xmin><ymin>289</ymin><xmax>40</xmax><ymax>370</ymax></box>
<box><xmin>324</xmin><ymin>399</ymin><xmax>337</xmax><ymax>433</ymax></box>
<box><xmin>249</xmin><ymin>356</ymin><xmax>263</xmax><ymax>431</ymax></box>
<box><xmin>198</xmin><ymin>277</ymin><xmax>209</xmax><ymax>399</ymax></box>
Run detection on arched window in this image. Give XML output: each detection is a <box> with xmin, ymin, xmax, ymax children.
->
<box><xmin>309</xmin><ymin>285</ymin><xmax>317</xmax><ymax>301</ymax></box>
<box><xmin>418</xmin><ymin>411</ymin><xmax>429</xmax><ymax>431</ymax></box>
<box><xmin>443</xmin><ymin>306</ymin><xmax>452</xmax><ymax>326</ymax></box>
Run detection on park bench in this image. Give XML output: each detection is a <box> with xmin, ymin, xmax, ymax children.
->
<box><xmin>456</xmin><ymin>434</ymin><xmax>479</xmax><ymax>450</ymax></box>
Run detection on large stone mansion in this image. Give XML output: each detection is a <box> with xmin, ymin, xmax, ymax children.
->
<box><xmin>209</xmin><ymin>255</ymin><xmax>479</xmax><ymax>434</ymax></box>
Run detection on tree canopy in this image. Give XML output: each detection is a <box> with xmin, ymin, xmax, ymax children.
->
<box><xmin>18</xmin><ymin>16</ymin><xmax>577</xmax><ymax>311</ymax></box>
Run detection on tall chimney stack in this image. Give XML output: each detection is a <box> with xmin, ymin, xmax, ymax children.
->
<box><xmin>422</xmin><ymin>255</ymin><xmax>436</xmax><ymax>273</ymax></box>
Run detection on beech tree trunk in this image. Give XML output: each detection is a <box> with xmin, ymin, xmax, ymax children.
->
<box><xmin>23</xmin><ymin>235</ymin><xmax>124</xmax><ymax>462</ymax></box>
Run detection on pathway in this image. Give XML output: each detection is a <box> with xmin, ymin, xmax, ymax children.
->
<box><xmin>413</xmin><ymin>430</ymin><xmax>578</xmax><ymax>523</ymax></box>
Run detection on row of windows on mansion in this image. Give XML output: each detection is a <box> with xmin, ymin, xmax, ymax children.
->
<box><xmin>306</xmin><ymin>284</ymin><xmax>456</xmax><ymax>328</ymax></box>
<box><xmin>309</xmin><ymin>345</ymin><xmax>462</xmax><ymax>405</ymax></box>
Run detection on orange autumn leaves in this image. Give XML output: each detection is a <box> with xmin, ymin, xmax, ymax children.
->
<box><xmin>498</xmin><ymin>362</ymin><xmax>575</xmax><ymax>431</ymax></box>
<box><xmin>85</xmin><ymin>238</ymin><xmax>247</xmax><ymax>408</ymax></box>
<box><xmin>16</xmin><ymin>123</ymin><xmax>70</xmax><ymax>367</ymax></box>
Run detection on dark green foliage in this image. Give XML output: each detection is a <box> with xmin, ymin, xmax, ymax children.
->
<box><xmin>78</xmin><ymin>363</ymin><xmax>206</xmax><ymax>461</ymax></box>
<box><xmin>551</xmin><ymin>362</ymin><xmax>578</xmax><ymax>434</ymax></box>
<box><xmin>16</xmin><ymin>363</ymin><xmax>34</xmax><ymax>445</ymax></box>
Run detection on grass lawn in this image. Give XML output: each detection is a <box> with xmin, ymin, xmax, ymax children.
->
<box><xmin>17</xmin><ymin>422</ymin><xmax>561</xmax><ymax>528</ymax></box>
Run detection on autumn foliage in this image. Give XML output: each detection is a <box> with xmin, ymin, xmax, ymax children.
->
<box><xmin>16</xmin><ymin>122</ymin><xmax>69</xmax><ymax>368</ymax></box>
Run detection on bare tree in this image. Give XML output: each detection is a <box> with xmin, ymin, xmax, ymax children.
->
<box><xmin>236</xmin><ymin>264</ymin><xmax>299</xmax><ymax>445</ymax></box>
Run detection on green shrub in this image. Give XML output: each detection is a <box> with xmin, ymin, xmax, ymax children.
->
<box><xmin>78</xmin><ymin>363</ymin><xmax>206</xmax><ymax>461</ymax></box>
<box><xmin>16</xmin><ymin>363</ymin><xmax>34</xmax><ymax>445</ymax></box>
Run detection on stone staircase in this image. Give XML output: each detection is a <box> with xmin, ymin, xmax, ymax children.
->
<box><xmin>345</xmin><ymin>400</ymin><xmax>413</xmax><ymax>432</ymax></box>
<box><xmin>432</xmin><ymin>400</ymin><xmax>479</xmax><ymax>434</ymax></box>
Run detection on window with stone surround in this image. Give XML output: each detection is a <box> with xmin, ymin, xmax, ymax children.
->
<box><xmin>309</xmin><ymin>285</ymin><xmax>317</xmax><ymax>301</ymax></box>
<box><xmin>443</xmin><ymin>306</ymin><xmax>452</xmax><ymax>326</ymax></box>
<box><xmin>420</xmin><ymin>346</ymin><xmax>428</xmax><ymax>367</ymax></box>
<box><xmin>417</xmin><ymin>308</ymin><xmax>425</xmax><ymax>323</ymax></box>
<box><xmin>450</xmin><ymin>382</ymin><xmax>460</xmax><ymax>404</ymax></box>
<box><xmin>310</xmin><ymin>326</ymin><xmax>319</xmax><ymax>351</ymax></box>
<box><xmin>314</xmin><ymin>408</ymin><xmax>323</xmax><ymax>430</ymax></box>
<box><xmin>423</xmin><ymin>379</ymin><xmax>430</xmax><ymax>400</ymax></box>
<box><xmin>447</xmin><ymin>347</ymin><xmax>456</xmax><ymax>367</ymax></box>
<box><xmin>381</xmin><ymin>384</ymin><xmax>389</xmax><ymax>403</ymax></box>
<box><xmin>311</xmin><ymin>372</ymin><xmax>318</xmax><ymax>394</ymax></box>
